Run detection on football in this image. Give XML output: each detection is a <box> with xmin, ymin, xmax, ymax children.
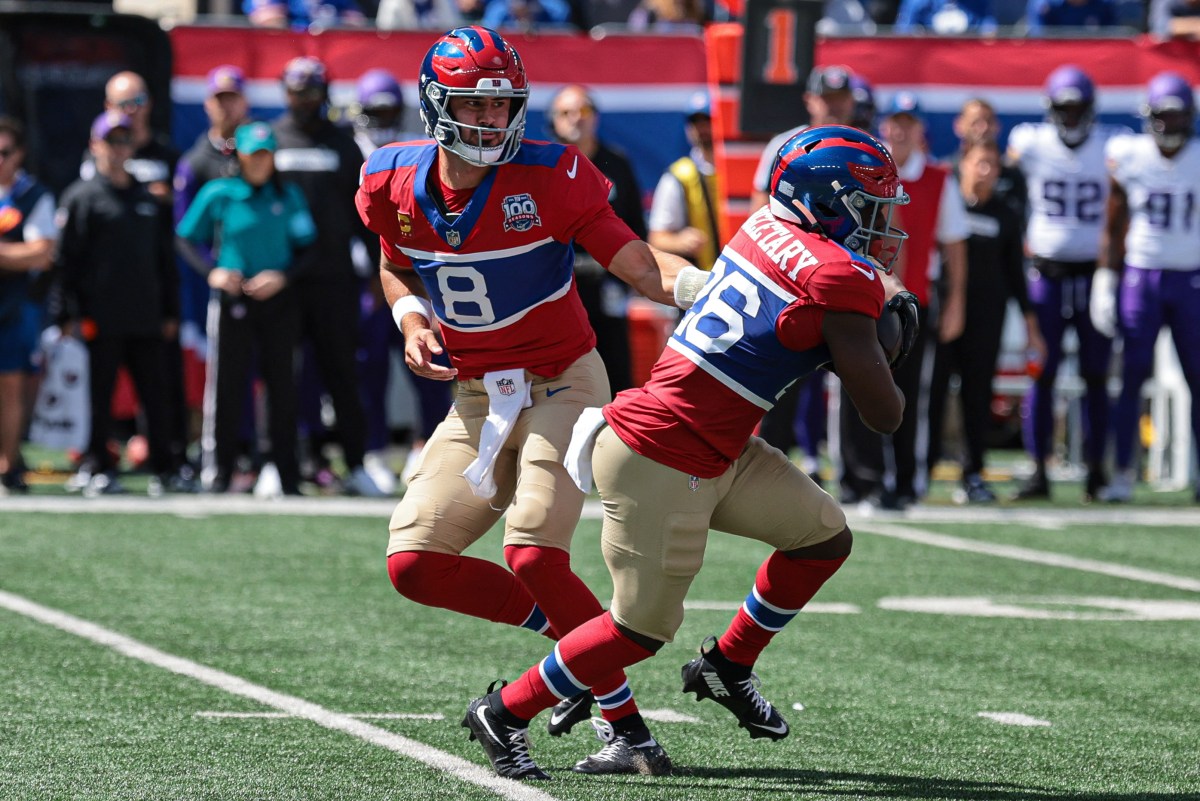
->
<box><xmin>877</xmin><ymin>306</ymin><xmax>902</xmax><ymax>365</ymax></box>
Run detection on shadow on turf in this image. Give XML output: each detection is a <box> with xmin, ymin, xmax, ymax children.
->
<box><xmin>671</xmin><ymin>768</ymin><xmax>1198</xmax><ymax>800</ymax></box>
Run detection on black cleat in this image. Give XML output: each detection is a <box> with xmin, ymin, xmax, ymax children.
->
<box><xmin>572</xmin><ymin>718</ymin><xmax>673</xmax><ymax>776</ymax></box>
<box><xmin>1011</xmin><ymin>473</ymin><xmax>1051</xmax><ymax>501</ymax></box>
<box><xmin>462</xmin><ymin>687</ymin><xmax>549</xmax><ymax>781</ymax></box>
<box><xmin>681</xmin><ymin>637</ymin><xmax>789</xmax><ymax>741</ymax></box>
<box><xmin>1083</xmin><ymin>467</ymin><xmax>1107</xmax><ymax>504</ymax></box>
<box><xmin>547</xmin><ymin>690</ymin><xmax>593</xmax><ymax>737</ymax></box>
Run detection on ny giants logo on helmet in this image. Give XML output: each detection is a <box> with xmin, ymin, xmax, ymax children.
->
<box><xmin>501</xmin><ymin>193</ymin><xmax>541</xmax><ymax>232</ymax></box>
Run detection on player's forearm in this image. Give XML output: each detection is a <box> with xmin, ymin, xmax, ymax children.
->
<box><xmin>608</xmin><ymin>240</ymin><xmax>689</xmax><ymax>307</ymax></box>
<box><xmin>380</xmin><ymin>255</ymin><xmax>428</xmax><ymax>306</ymax></box>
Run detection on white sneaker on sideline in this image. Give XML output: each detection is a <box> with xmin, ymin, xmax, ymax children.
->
<box><xmin>1098</xmin><ymin>469</ymin><xmax>1135</xmax><ymax>503</ymax></box>
<box><xmin>363</xmin><ymin>452</ymin><xmax>396</xmax><ymax>495</ymax></box>
<box><xmin>346</xmin><ymin>465</ymin><xmax>388</xmax><ymax>497</ymax></box>
<box><xmin>254</xmin><ymin>462</ymin><xmax>283</xmax><ymax>499</ymax></box>
<box><xmin>65</xmin><ymin>468</ymin><xmax>93</xmax><ymax>493</ymax></box>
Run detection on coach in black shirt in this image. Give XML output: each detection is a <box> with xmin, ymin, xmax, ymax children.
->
<box><xmin>57</xmin><ymin>111</ymin><xmax>179</xmax><ymax>496</ymax></box>
<box><xmin>271</xmin><ymin>57</ymin><xmax>381</xmax><ymax>496</ymax></box>
<box><xmin>548</xmin><ymin>84</ymin><xmax>646</xmax><ymax>393</ymax></box>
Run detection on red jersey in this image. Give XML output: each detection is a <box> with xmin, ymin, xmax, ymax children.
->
<box><xmin>605</xmin><ymin>206</ymin><xmax>885</xmax><ymax>478</ymax></box>
<box><xmin>356</xmin><ymin>140</ymin><xmax>637</xmax><ymax>379</ymax></box>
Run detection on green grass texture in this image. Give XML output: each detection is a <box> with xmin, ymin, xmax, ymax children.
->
<box><xmin>2</xmin><ymin>508</ymin><xmax>1198</xmax><ymax>801</ymax></box>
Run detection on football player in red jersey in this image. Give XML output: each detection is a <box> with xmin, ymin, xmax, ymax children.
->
<box><xmin>356</xmin><ymin>26</ymin><xmax>695</xmax><ymax>776</ymax></box>
<box><xmin>461</xmin><ymin>126</ymin><xmax>918</xmax><ymax>779</ymax></box>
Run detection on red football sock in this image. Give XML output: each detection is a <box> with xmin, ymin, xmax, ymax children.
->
<box><xmin>387</xmin><ymin>551</ymin><xmax>541</xmax><ymax>628</ymax></box>
<box><xmin>717</xmin><ymin>551</ymin><xmax>847</xmax><ymax>667</ymax></box>
<box><xmin>500</xmin><ymin>613</ymin><xmax>654</xmax><ymax>721</ymax></box>
<box><xmin>504</xmin><ymin>545</ymin><xmax>638</xmax><ymax>720</ymax></box>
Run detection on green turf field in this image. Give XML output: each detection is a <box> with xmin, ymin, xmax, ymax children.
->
<box><xmin>2</xmin><ymin>503</ymin><xmax>1198</xmax><ymax>801</ymax></box>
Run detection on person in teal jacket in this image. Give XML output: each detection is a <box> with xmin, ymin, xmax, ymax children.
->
<box><xmin>177</xmin><ymin>121</ymin><xmax>316</xmax><ymax>495</ymax></box>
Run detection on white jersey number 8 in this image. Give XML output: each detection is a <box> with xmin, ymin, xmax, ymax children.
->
<box><xmin>678</xmin><ymin>270</ymin><xmax>760</xmax><ymax>354</ymax></box>
<box><xmin>437</xmin><ymin>265</ymin><xmax>496</xmax><ymax>324</ymax></box>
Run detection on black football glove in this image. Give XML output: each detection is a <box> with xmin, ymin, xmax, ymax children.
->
<box><xmin>885</xmin><ymin>291</ymin><xmax>920</xmax><ymax>370</ymax></box>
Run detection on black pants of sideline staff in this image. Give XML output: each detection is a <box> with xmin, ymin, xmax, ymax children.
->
<box><xmin>839</xmin><ymin>302</ymin><xmax>935</xmax><ymax>506</ymax></box>
<box><xmin>295</xmin><ymin>277</ymin><xmax>368</xmax><ymax>472</ymax></box>
<box><xmin>85</xmin><ymin>333</ymin><xmax>173</xmax><ymax>476</ymax></box>
<box><xmin>205</xmin><ymin>288</ymin><xmax>301</xmax><ymax>492</ymax></box>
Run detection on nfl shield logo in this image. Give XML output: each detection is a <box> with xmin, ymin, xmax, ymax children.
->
<box><xmin>446</xmin><ymin>229</ymin><xmax>461</xmax><ymax>247</ymax></box>
<box><xmin>689</xmin><ymin>475</ymin><xmax>700</xmax><ymax>492</ymax></box>
<box><xmin>497</xmin><ymin>378</ymin><xmax>516</xmax><ymax>396</ymax></box>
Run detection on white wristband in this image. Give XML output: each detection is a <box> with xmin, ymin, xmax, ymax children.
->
<box><xmin>391</xmin><ymin>294</ymin><xmax>434</xmax><ymax>332</ymax></box>
<box><xmin>673</xmin><ymin>265</ymin><xmax>711</xmax><ymax>310</ymax></box>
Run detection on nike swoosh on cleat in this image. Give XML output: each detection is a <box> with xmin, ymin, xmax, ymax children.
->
<box><xmin>747</xmin><ymin>720</ymin><xmax>789</xmax><ymax>735</ymax></box>
<box><xmin>566</xmin><ymin>154</ymin><xmax>578</xmax><ymax>179</ymax></box>
<box><xmin>476</xmin><ymin>707</ymin><xmax>502</xmax><ymax>743</ymax></box>
<box><xmin>548</xmin><ymin>708</ymin><xmax>576</xmax><ymax>727</ymax></box>
<box><xmin>546</xmin><ymin>385</ymin><xmax>572</xmax><ymax>397</ymax></box>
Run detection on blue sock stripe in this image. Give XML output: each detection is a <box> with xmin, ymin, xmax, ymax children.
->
<box><xmin>744</xmin><ymin>587</ymin><xmax>799</xmax><ymax>632</ymax></box>
<box><xmin>594</xmin><ymin>683</ymin><xmax>633</xmax><ymax>710</ymax></box>
<box><xmin>538</xmin><ymin>644</ymin><xmax>588</xmax><ymax>700</ymax></box>
<box><xmin>521</xmin><ymin>604</ymin><xmax>549</xmax><ymax>634</ymax></box>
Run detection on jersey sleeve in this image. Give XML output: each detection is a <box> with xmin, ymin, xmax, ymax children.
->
<box><xmin>800</xmin><ymin>257</ymin><xmax>886</xmax><ymax>317</ymax></box>
<box><xmin>775</xmin><ymin>303</ymin><xmax>826</xmax><ymax>351</ymax></box>
<box><xmin>175</xmin><ymin>181</ymin><xmax>219</xmax><ymax>245</ymax></box>
<box><xmin>355</xmin><ymin>159</ymin><xmax>411</xmax><ymax>268</ymax></box>
<box><xmin>557</xmin><ymin>146</ymin><xmax>639</xmax><ymax>266</ymax></box>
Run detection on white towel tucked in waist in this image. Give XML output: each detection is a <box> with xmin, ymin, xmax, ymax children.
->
<box><xmin>462</xmin><ymin>369</ymin><xmax>532</xmax><ymax>499</ymax></box>
<box><xmin>564</xmin><ymin>407</ymin><xmax>607</xmax><ymax>494</ymax></box>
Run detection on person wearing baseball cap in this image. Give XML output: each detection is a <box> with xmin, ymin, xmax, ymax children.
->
<box><xmin>271</xmin><ymin>55</ymin><xmax>385</xmax><ymax>497</ymax></box>
<box><xmin>856</xmin><ymin>89</ymin><xmax>970</xmax><ymax>511</ymax></box>
<box><xmin>751</xmin><ymin>65</ymin><xmax>858</xmax><ymax>209</ymax></box>
<box><xmin>881</xmin><ymin>90</ymin><xmax>924</xmax><ymax>123</ymax></box>
<box><xmin>58</xmin><ymin>109</ymin><xmax>180</xmax><ymax>497</ymax></box>
<box><xmin>174</xmin><ymin>66</ymin><xmax>253</xmax><ymax>440</ymax></box>
<box><xmin>176</xmin><ymin>118</ymin><xmax>317</xmax><ymax>496</ymax></box>
<box><xmin>648</xmin><ymin>90</ymin><xmax>719</xmax><ymax>271</ymax></box>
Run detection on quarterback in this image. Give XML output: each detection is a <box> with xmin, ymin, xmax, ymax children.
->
<box><xmin>462</xmin><ymin>126</ymin><xmax>918</xmax><ymax>779</ymax></box>
<box><xmin>356</xmin><ymin>26</ymin><xmax>693</xmax><ymax>775</ymax></box>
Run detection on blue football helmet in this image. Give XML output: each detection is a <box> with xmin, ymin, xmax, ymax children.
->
<box><xmin>1142</xmin><ymin>71</ymin><xmax>1195</xmax><ymax>151</ymax></box>
<box><xmin>418</xmin><ymin>26</ymin><xmax>529</xmax><ymax>166</ymax></box>
<box><xmin>1044</xmin><ymin>65</ymin><xmax>1095</xmax><ymax>147</ymax></box>
<box><xmin>768</xmin><ymin>125</ymin><xmax>909</xmax><ymax>271</ymax></box>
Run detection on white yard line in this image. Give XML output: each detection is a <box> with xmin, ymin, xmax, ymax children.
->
<box><xmin>977</xmin><ymin>711</ymin><xmax>1052</xmax><ymax>727</ymax></box>
<box><xmin>196</xmin><ymin>711</ymin><xmax>446</xmax><ymax>721</ymax></box>
<box><xmin>685</xmin><ymin>600</ymin><xmax>861</xmax><ymax>614</ymax></box>
<box><xmin>856</xmin><ymin>523</ymin><xmax>1200</xmax><ymax>593</ymax></box>
<box><xmin>0</xmin><ymin>589</ymin><xmax>558</xmax><ymax>801</ymax></box>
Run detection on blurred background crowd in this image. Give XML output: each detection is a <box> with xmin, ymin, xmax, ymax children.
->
<box><xmin>1</xmin><ymin>0</ymin><xmax>1198</xmax><ymax>503</ymax></box>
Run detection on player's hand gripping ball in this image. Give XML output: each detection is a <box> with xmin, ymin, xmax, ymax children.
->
<box><xmin>880</xmin><ymin>291</ymin><xmax>920</xmax><ymax>370</ymax></box>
